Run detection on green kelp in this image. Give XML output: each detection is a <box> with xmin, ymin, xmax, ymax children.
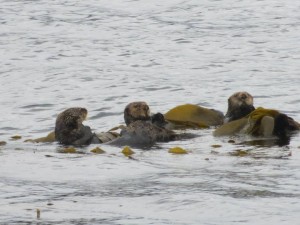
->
<box><xmin>168</xmin><ymin>147</ymin><xmax>188</xmax><ymax>154</ymax></box>
<box><xmin>211</xmin><ymin>144</ymin><xmax>222</xmax><ymax>148</ymax></box>
<box><xmin>213</xmin><ymin>118</ymin><xmax>248</xmax><ymax>136</ymax></box>
<box><xmin>11</xmin><ymin>135</ymin><xmax>22</xmax><ymax>140</ymax></box>
<box><xmin>244</xmin><ymin>107</ymin><xmax>279</xmax><ymax>136</ymax></box>
<box><xmin>25</xmin><ymin>131</ymin><xmax>56</xmax><ymax>143</ymax></box>
<box><xmin>229</xmin><ymin>149</ymin><xmax>250</xmax><ymax>157</ymax></box>
<box><xmin>90</xmin><ymin>147</ymin><xmax>106</xmax><ymax>154</ymax></box>
<box><xmin>164</xmin><ymin>104</ymin><xmax>224</xmax><ymax>129</ymax></box>
<box><xmin>122</xmin><ymin>146</ymin><xmax>135</xmax><ymax>156</ymax></box>
<box><xmin>214</xmin><ymin>107</ymin><xmax>281</xmax><ymax>137</ymax></box>
<box><xmin>58</xmin><ymin>147</ymin><xmax>77</xmax><ymax>153</ymax></box>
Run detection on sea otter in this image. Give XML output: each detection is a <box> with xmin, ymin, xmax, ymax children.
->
<box><xmin>124</xmin><ymin>101</ymin><xmax>151</xmax><ymax>125</ymax></box>
<box><xmin>55</xmin><ymin>107</ymin><xmax>101</xmax><ymax>145</ymax></box>
<box><xmin>109</xmin><ymin>119</ymin><xmax>177</xmax><ymax>148</ymax></box>
<box><xmin>108</xmin><ymin>102</ymin><xmax>177</xmax><ymax>148</ymax></box>
<box><xmin>214</xmin><ymin>92</ymin><xmax>300</xmax><ymax>138</ymax></box>
<box><xmin>94</xmin><ymin>101</ymin><xmax>152</xmax><ymax>143</ymax></box>
<box><xmin>225</xmin><ymin>91</ymin><xmax>255</xmax><ymax>122</ymax></box>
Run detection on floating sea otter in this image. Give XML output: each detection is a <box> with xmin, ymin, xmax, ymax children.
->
<box><xmin>123</xmin><ymin>101</ymin><xmax>151</xmax><ymax>125</ymax></box>
<box><xmin>225</xmin><ymin>91</ymin><xmax>255</xmax><ymax>122</ymax></box>
<box><xmin>108</xmin><ymin>102</ymin><xmax>177</xmax><ymax>148</ymax></box>
<box><xmin>214</xmin><ymin>92</ymin><xmax>300</xmax><ymax>138</ymax></box>
<box><xmin>55</xmin><ymin>107</ymin><xmax>101</xmax><ymax>145</ymax></box>
<box><xmin>26</xmin><ymin>108</ymin><xmax>119</xmax><ymax>144</ymax></box>
<box><xmin>26</xmin><ymin>108</ymin><xmax>104</xmax><ymax>144</ymax></box>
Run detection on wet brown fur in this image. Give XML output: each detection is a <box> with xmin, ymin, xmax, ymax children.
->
<box><xmin>110</xmin><ymin>120</ymin><xmax>177</xmax><ymax>148</ymax></box>
<box><xmin>225</xmin><ymin>91</ymin><xmax>255</xmax><ymax>122</ymax></box>
<box><xmin>124</xmin><ymin>102</ymin><xmax>151</xmax><ymax>126</ymax></box>
<box><xmin>109</xmin><ymin>102</ymin><xmax>177</xmax><ymax>148</ymax></box>
<box><xmin>55</xmin><ymin>107</ymin><xmax>98</xmax><ymax>145</ymax></box>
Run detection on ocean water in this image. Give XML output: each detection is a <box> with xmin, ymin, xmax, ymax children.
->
<box><xmin>1</xmin><ymin>0</ymin><xmax>300</xmax><ymax>224</ymax></box>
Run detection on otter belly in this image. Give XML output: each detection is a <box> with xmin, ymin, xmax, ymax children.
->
<box><xmin>107</xmin><ymin>120</ymin><xmax>176</xmax><ymax>148</ymax></box>
<box><xmin>107</xmin><ymin>132</ymin><xmax>155</xmax><ymax>148</ymax></box>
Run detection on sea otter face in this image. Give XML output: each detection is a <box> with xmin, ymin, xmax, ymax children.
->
<box><xmin>57</xmin><ymin>107</ymin><xmax>88</xmax><ymax>127</ymax></box>
<box><xmin>228</xmin><ymin>92</ymin><xmax>253</xmax><ymax>107</ymax></box>
<box><xmin>124</xmin><ymin>102</ymin><xmax>151</xmax><ymax>125</ymax></box>
<box><xmin>225</xmin><ymin>92</ymin><xmax>255</xmax><ymax>122</ymax></box>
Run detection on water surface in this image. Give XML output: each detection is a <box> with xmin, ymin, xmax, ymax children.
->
<box><xmin>1</xmin><ymin>0</ymin><xmax>300</xmax><ymax>224</ymax></box>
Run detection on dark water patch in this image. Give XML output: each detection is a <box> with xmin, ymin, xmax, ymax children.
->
<box><xmin>21</xmin><ymin>104</ymin><xmax>55</xmax><ymax>109</ymax></box>
<box><xmin>104</xmin><ymin>96</ymin><xmax>128</xmax><ymax>101</ymax></box>
<box><xmin>248</xmin><ymin>41</ymin><xmax>268</xmax><ymax>44</ymax></box>
<box><xmin>173</xmin><ymin>38</ymin><xmax>192</xmax><ymax>44</ymax></box>
<box><xmin>195</xmin><ymin>102</ymin><xmax>212</xmax><ymax>107</ymax></box>
<box><xmin>0</xmin><ymin>127</ymin><xmax>18</xmax><ymax>131</ymax></box>
<box><xmin>226</xmin><ymin>188</ymin><xmax>299</xmax><ymax>199</ymax></box>
<box><xmin>207</xmin><ymin>64</ymin><xmax>224</xmax><ymax>68</ymax></box>
<box><xmin>144</xmin><ymin>86</ymin><xmax>173</xmax><ymax>91</ymax></box>
<box><xmin>26</xmin><ymin>108</ymin><xmax>53</xmax><ymax>112</ymax></box>
<box><xmin>170</xmin><ymin>88</ymin><xmax>184</xmax><ymax>92</ymax></box>
<box><xmin>71</xmin><ymin>97</ymin><xmax>85</xmax><ymax>101</ymax></box>
<box><xmin>1</xmin><ymin>219</ymin><xmax>42</xmax><ymax>225</ymax></box>
<box><xmin>89</xmin><ymin>112</ymin><xmax>121</xmax><ymax>119</ymax></box>
<box><xmin>141</xmin><ymin>62</ymin><xmax>161</xmax><ymax>67</ymax></box>
<box><xmin>238</xmin><ymin>138</ymin><xmax>291</xmax><ymax>147</ymax></box>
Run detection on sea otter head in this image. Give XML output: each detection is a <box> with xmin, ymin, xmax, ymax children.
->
<box><xmin>124</xmin><ymin>102</ymin><xmax>151</xmax><ymax>125</ymax></box>
<box><xmin>56</xmin><ymin>107</ymin><xmax>88</xmax><ymax>128</ymax></box>
<box><xmin>225</xmin><ymin>92</ymin><xmax>255</xmax><ymax>122</ymax></box>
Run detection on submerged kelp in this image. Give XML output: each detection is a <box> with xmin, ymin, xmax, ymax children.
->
<box><xmin>25</xmin><ymin>131</ymin><xmax>56</xmax><ymax>143</ymax></box>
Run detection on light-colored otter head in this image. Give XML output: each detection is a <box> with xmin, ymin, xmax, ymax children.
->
<box><xmin>228</xmin><ymin>91</ymin><xmax>253</xmax><ymax>107</ymax></box>
<box><xmin>225</xmin><ymin>92</ymin><xmax>255</xmax><ymax>122</ymax></box>
<box><xmin>57</xmin><ymin>107</ymin><xmax>88</xmax><ymax>127</ymax></box>
<box><xmin>124</xmin><ymin>102</ymin><xmax>151</xmax><ymax>126</ymax></box>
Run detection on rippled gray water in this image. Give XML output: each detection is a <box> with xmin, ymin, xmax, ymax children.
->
<box><xmin>1</xmin><ymin>0</ymin><xmax>300</xmax><ymax>224</ymax></box>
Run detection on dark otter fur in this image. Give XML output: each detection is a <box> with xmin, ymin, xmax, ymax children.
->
<box><xmin>108</xmin><ymin>102</ymin><xmax>177</xmax><ymax>148</ymax></box>
<box><xmin>225</xmin><ymin>91</ymin><xmax>255</xmax><ymax>122</ymax></box>
<box><xmin>273</xmin><ymin>113</ymin><xmax>300</xmax><ymax>137</ymax></box>
<box><xmin>151</xmin><ymin>112</ymin><xmax>168</xmax><ymax>128</ymax></box>
<box><xmin>55</xmin><ymin>107</ymin><xmax>100</xmax><ymax>146</ymax></box>
<box><xmin>124</xmin><ymin>102</ymin><xmax>150</xmax><ymax>126</ymax></box>
<box><xmin>109</xmin><ymin>120</ymin><xmax>177</xmax><ymax>148</ymax></box>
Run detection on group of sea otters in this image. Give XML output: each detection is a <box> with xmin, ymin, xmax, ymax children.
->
<box><xmin>30</xmin><ymin>91</ymin><xmax>300</xmax><ymax>148</ymax></box>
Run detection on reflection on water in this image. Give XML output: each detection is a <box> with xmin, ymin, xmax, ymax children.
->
<box><xmin>1</xmin><ymin>0</ymin><xmax>300</xmax><ymax>224</ymax></box>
